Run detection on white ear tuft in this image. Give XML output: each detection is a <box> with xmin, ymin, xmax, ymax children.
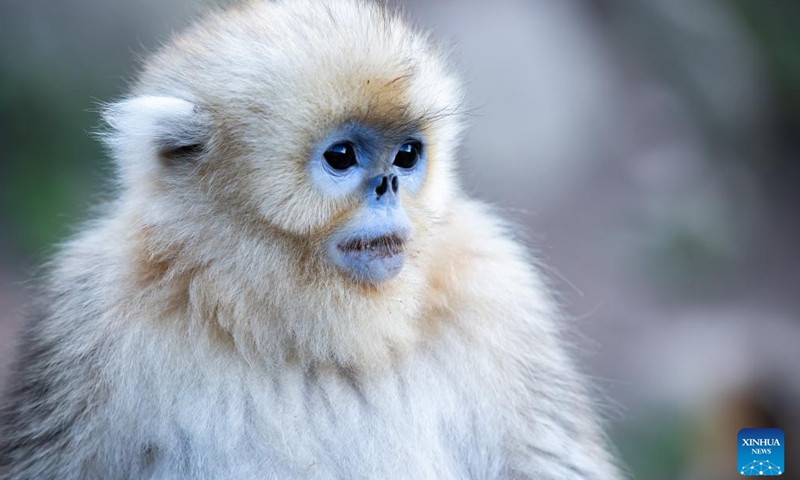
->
<box><xmin>102</xmin><ymin>96</ymin><xmax>211</xmax><ymax>174</ymax></box>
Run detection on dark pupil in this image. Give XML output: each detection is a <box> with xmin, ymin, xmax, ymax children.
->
<box><xmin>324</xmin><ymin>143</ymin><xmax>357</xmax><ymax>170</ymax></box>
<box><xmin>394</xmin><ymin>142</ymin><xmax>421</xmax><ymax>169</ymax></box>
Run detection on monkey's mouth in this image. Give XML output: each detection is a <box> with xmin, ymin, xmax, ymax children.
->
<box><xmin>337</xmin><ymin>234</ymin><xmax>406</xmax><ymax>258</ymax></box>
<box><xmin>329</xmin><ymin>232</ymin><xmax>408</xmax><ymax>284</ymax></box>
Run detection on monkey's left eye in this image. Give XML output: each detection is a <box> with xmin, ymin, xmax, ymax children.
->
<box><xmin>324</xmin><ymin>142</ymin><xmax>357</xmax><ymax>171</ymax></box>
<box><xmin>394</xmin><ymin>142</ymin><xmax>421</xmax><ymax>169</ymax></box>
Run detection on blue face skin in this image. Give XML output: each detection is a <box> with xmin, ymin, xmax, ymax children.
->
<box><xmin>309</xmin><ymin>123</ymin><xmax>427</xmax><ymax>284</ymax></box>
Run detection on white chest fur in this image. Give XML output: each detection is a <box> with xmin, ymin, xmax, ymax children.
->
<box><xmin>129</xmin><ymin>333</ymin><xmax>506</xmax><ymax>480</ymax></box>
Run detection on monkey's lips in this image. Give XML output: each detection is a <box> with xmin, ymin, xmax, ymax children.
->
<box><xmin>336</xmin><ymin>234</ymin><xmax>406</xmax><ymax>257</ymax></box>
<box><xmin>331</xmin><ymin>233</ymin><xmax>408</xmax><ymax>283</ymax></box>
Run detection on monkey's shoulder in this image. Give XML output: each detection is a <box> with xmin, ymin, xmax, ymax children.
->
<box><xmin>428</xmin><ymin>198</ymin><xmax>559</xmax><ymax>330</ymax></box>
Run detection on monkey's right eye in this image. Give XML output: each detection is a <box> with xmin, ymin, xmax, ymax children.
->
<box><xmin>323</xmin><ymin>143</ymin><xmax>357</xmax><ymax>171</ymax></box>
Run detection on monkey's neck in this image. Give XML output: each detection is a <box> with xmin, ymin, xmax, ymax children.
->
<box><xmin>122</xmin><ymin>212</ymin><xmax>437</xmax><ymax>373</ymax></box>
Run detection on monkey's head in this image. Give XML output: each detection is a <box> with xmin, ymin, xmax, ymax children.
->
<box><xmin>101</xmin><ymin>0</ymin><xmax>470</xmax><ymax>367</ymax></box>
<box><xmin>106</xmin><ymin>0</ymin><xmax>464</xmax><ymax>289</ymax></box>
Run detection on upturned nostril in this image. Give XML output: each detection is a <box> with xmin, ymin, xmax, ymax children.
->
<box><xmin>391</xmin><ymin>176</ymin><xmax>398</xmax><ymax>193</ymax></box>
<box><xmin>375</xmin><ymin>176</ymin><xmax>389</xmax><ymax>197</ymax></box>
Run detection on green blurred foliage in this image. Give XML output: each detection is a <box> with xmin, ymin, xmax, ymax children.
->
<box><xmin>613</xmin><ymin>408</ymin><xmax>698</xmax><ymax>480</ymax></box>
<box><xmin>0</xmin><ymin>70</ymin><xmax>102</xmax><ymax>253</ymax></box>
<box><xmin>730</xmin><ymin>0</ymin><xmax>800</xmax><ymax>116</ymax></box>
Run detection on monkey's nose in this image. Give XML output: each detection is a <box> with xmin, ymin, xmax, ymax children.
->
<box><xmin>374</xmin><ymin>174</ymin><xmax>399</xmax><ymax>199</ymax></box>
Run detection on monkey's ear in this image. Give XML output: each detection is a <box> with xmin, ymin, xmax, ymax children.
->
<box><xmin>102</xmin><ymin>96</ymin><xmax>212</xmax><ymax>168</ymax></box>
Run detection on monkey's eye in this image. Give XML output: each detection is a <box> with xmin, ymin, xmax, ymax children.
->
<box><xmin>323</xmin><ymin>142</ymin><xmax>357</xmax><ymax>171</ymax></box>
<box><xmin>393</xmin><ymin>141</ymin><xmax>421</xmax><ymax>169</ymax></box>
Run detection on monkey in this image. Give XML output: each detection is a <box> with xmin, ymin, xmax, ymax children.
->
<box><xmin>0</xmin><ymin>1</ymin><xmax>622</xmax><ymax>479</ymax></box>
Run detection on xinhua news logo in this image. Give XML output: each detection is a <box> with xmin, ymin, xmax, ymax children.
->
<box><xmin>738</xmin><ymin>428</ymin><xmax>784</xmax><ymax>476</ymax></box>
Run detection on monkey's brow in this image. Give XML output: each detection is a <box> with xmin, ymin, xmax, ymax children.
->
<box><xmin>360</xmin><ymin>106</ymin><xmax>464</xmax><ymax>140</ymax></box>
<box><xmin>420</xmin><ymin>107</ymin><xmax>467</xmax><ymax>124</ymax></box>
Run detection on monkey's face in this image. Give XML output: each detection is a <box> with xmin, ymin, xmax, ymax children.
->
<box><xmin>308</xmin><ymin>123</ymin><xmax>426</xmax><ymax>284</ymax></box>
<box><xmin>198</xmin><ymin>57</ymin><xmax>464</xmax><ymax>288</ymax></box>
<box><xmin>214</xmin><ymin>69</ymin><xmax>460</xmax><ymax>286</ymax></box>
<box><xmin>230</xmin><ymin>75</ymin><xmax>450</xmax><ymax>286</ymax></box>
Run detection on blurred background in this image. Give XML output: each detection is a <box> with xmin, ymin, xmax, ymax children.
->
<box><xmin>1</xmin><ymin>0</ymin><xmax>798</xmax><ymax>477</ymax></box>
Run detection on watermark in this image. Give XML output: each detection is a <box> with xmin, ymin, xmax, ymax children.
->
<box><xmin>738</xmin><ymin>428</ymin><xmax>784</xmax><ymax>476</ymax></box>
